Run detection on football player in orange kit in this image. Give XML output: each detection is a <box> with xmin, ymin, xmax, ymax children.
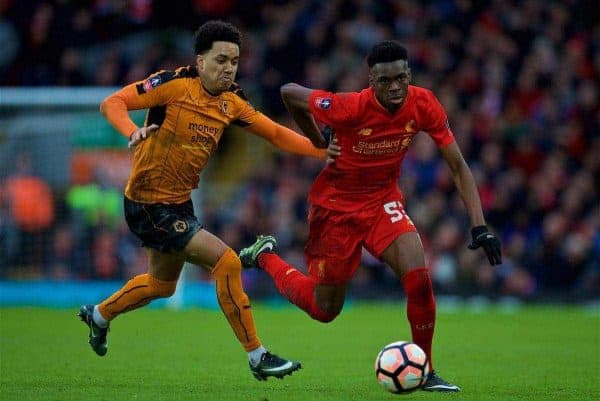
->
<box><xmin>77</xmin><ymin>20</ymin><xmax>327</xmax><ymax>381</ymax></box>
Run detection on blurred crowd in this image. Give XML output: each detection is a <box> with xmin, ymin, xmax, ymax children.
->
<box><xmin>1</xmin><ymin>0</ymin><xmax>599</xmax><ymax>301</ymax></box>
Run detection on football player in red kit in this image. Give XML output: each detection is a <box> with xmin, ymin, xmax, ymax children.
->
<box><xmin>240</xmin><ymin>40</ymin><xmax>502</xmax><ymax>392</ymax></box>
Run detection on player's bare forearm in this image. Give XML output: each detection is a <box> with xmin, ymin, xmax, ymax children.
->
<box><xmin>442</xmin><ymin>142</ymin><xmax>502</xmax><ymax>265</ymax></box>
<box><xmin>455</xmin><ymin>165</ymin><xmax>486</xmax><ymax>227</ymax></box>
<box><xmin>440</xmin><ymin>142</ymin><xmax>486</xmax><ymax>228</ymax></box>
<box><xmin>288</xmin><ymin>108</ymin><xmax>327</xmax><ymax>148</ymax></box>
<box><xmin>281</xmin><ymin>83</ymin><xmax>327</xmax><ymax>148</ymax></box>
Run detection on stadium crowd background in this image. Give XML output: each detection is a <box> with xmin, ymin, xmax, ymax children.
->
<box><xmin>0</xmin><ymin>0</ymin><xmax>598</xmax><ymax>301</ymax></box>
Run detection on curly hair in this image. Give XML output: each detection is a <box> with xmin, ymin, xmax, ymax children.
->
<box><xmin>366</xmin><ymin>40</ymin><xmax>408</xmax><ymax>67</ymax></box>
<box><xmin>193</xmin><ymin>20</ymin><xmax>242</xmax><ymax>55</ymax></box>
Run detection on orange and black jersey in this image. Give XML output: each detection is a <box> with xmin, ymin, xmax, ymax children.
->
<box><xmin>101</xmin><ymin>65</ymin><xmax>325</xmax><ymax>204</ymax></box>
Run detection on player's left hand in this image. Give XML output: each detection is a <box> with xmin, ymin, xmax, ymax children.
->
<box><xmin>468</xmin><ymin>225</ymin><xmax>502</xmax><ymax>265</ymax></box>
<box><xmin>128</xmin><ymin>124</ymin><xmax>159</xmax><ymax>148</ymax></box>
<box><xmin>326</xmin><ymin>136</ymin><xmax>340</xmax><ymax>164</ymax></box>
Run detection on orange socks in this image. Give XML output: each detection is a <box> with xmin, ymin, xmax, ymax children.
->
<box><xmin>96</xmin><ymin>249</ymin><xmax>261</xmax><ymax>353</ymax></box>
<box><xmin>98</xmin><ymin>273</ymin><xmax>177</xmax><ymax>321</ymax></box>
<box><xmin>212</xmin><ymin>248</ymin><xmax>261</xmax><ymax>352</ymax></box>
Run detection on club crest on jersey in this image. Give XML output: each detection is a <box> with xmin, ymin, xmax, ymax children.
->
<box><xmin>143</xmin><ymin>76</ymin><xmax>162</xmax><ymax>92</ymax></box>
<box><xmin>404</xmin><ymin>119</ymin><xmax>417</xmax><ymax>133</ymax></box>
<box><xmin>315</xmin><ymin>97</ymin><xmax>331</xmax><ymax>109</ymax></box>
<box><xmin>173</xmin><ymin>220</ymin><xmax>188</xmax><ymax>233</ymax></box>
<box><xmin>357</xmin><ymin>128</ymin><xmax>372</xmax><ymax>136</ymax></box>
<box><xmin>401</xmin><ymin>136</ymin><xmax>412</xmax><ymax>149</ymax></box>
<box><xmin>220</xmin><ymin>100</ymin><xmax>229</xmax><ymax>115</ymax></box>
<box><xmin>309</xmin><ymin>259</ymin><xmax>326</xmax><ymax>278</ymax></box>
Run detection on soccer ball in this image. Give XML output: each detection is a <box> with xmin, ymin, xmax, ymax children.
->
<box><xmin>374</xmin><ymin>341</ymin><xmax>430</xmax><ymax>394</ymax></box>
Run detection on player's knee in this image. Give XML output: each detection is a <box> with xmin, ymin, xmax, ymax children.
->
<box><xmin>315</xmin><ymin>310</ymin><xmax>340</xmax><ymax>323</ymax></box>
<box><xmin>310</xmin><ymin>303</ymin><xmax>342</xmax><ymax>323</ymax></box>
<box><xmin>157</xmin><ymin>282</ymin><xmax>177</xmax><ymax>297</ymax></box>
<box><xmin>213</xmin><ymin>248</ymin><xmax>248</xmax><ymax>302</ymax></box>
<box><xmin>212</xmin><ymin>248</ymin><xmax>242</xmax><ymax>277</ymax></box>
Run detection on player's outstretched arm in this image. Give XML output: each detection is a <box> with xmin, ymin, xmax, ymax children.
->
<box><xmin>439</xmin><ymin>142</ymin><xmax>502</xmax><ymax>265</ymax></box>
<box><xmin>246</xmin><ymin>114</ymin><xmax>326</xmax><ymax>160</ymax></box>
<box><xmin>281</xmin><ymin>83</ymin><xmax>327</xmax><ymax>149</ymax></box>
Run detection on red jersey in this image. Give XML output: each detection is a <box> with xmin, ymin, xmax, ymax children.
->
<box><xmin>308</xmin><ymin>85</ymin><xmax>455</xmax><ymax>212</ymax></box>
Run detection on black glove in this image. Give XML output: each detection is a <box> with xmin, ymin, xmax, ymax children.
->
<box><xmin>468</xmin><ymin>225</ymin><xmax>502</xmax><ymax>265</ymax></box>
<box><xmin>322</xmin><ymin>126</ymin><xmax>334</xmax><ymax>146</ymax></box>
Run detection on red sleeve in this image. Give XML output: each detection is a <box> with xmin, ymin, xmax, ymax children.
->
<box><xmin>308</xmin><ymin>89</ymin><xmax>354</xmax><ymax>127</ymax></box>
<box><xmin>422</xmin><ymin>90</ymin><xmax>455</xmax><ymax>148</ymax></box>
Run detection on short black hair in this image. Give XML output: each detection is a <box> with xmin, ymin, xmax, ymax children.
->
<box><xmin>366</xmin><ymin>40</ymin><xmax>408</xmax><ymax>67</ymax></box>
<box><xmin>193</xmin><ymin>20</ymin><xmax>242</xmax><ymax>55</ymax></box>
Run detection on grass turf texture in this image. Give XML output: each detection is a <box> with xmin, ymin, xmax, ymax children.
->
<box><xmin>1</xmin><ymin>304</ymin><xmax>598</xmax><ymax>401</ymax></box>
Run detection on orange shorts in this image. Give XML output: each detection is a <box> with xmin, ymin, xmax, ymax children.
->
<box><xmin>305</xmin><ymin>197</ymin><xmax>417</xmax><ymax>285</ymax></box>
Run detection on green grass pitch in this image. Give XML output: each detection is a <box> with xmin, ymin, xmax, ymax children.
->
<box><xmin>1</xmin><ymin>303</ymin><xmax>598</xmax><ymax>401</ymax></box>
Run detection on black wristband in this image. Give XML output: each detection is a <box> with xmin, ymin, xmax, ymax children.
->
<box><xmin>471</xmin><ymin>225</ymin><xmax>488</xmax><ymax>238</ymax></box>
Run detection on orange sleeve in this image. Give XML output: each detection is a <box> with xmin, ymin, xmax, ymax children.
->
<box><xmin>99</xmin><ymin>84</ymin><xmax>143</xmax><ymax>138</ymax></box>
<box><xmin>246</xmin><ymin>113</ymin><xmax>326</xmax><ymax>160</ymax></box>
<box><xmin>99</xmin><ymin>80</ymin><xmax>176</xmax><ymax>138</ymax></box>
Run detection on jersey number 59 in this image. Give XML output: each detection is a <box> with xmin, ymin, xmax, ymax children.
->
<box><xmin>384</xmin><ymin>201</ymin><xmax>410</xmax><ymax>224</ymax></box>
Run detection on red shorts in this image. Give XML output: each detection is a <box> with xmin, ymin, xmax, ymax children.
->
<box><xmin>305</xmin><ymin>195</ymin><xmax>417</xmax><ymax>285</ymax></box>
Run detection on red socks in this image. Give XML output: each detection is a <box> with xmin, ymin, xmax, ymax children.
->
<box><xmin>401</xmin><ymin>267</ymin><xmax>436</xmax><ymax>371</ymax></box>
<box><xmin>258</xmin><ymin>253</ymin><xmax>337</xmax><ymax>322</ymax></box>
<box><xmin>257</xmin><ymin>253</ymin><xmax>436</xmax><ymax>369</ymax></box>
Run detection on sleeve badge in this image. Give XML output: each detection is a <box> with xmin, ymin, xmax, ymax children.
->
<box><xmin>314</xmin><ymin>97</ymin><xmax>332</xmax><ymax>110</ymax></box>
<box><xmin>143</xmin><ymin>76</ymin><xmax>162</xmax><ymax>92</ymax></box>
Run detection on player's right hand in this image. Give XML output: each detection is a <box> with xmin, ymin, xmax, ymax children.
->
<box><xmin>128</xmin><ymin>124</ymin><xmax>159</xmax><ymax>148</ymax></box>
<box><xmin>326</xmin><ymin>136</ymin><xmax>340</xmax><ymax>164</ymax></box>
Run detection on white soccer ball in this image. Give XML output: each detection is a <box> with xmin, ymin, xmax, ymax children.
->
<box><xmin>374</xmin><ymin>341</ymin><xmax>430</xmax><ymax>394</ymax></box>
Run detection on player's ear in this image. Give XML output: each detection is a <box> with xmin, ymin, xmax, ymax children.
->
<box><xmin>368</xmin><ymin>72</ymin><xmax>374</xmax><ymax>87</ymax></box>
<box><xmin>407</xmin><ymin>68</ymin><xmax>412</xmax><ymax>83</ymax></box>
<box><xmin>196</xmin><ymin>54</ymin><xmax>204</xmax><ymax>71</ymax></box>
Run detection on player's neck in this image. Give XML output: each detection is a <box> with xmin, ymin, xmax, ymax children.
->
<box><xmin>198</xmin><ymin>76</ymin><xmax>221</xmax><ymax>97</ymax></box>
<box><xmin>385</xmin><ymin>103</ymin><xmax>401</xmax><ymax>113</ymax></box>
<box><xmin>201</xmin><ymin>83</ymin><xmax>219</xmax><ymax>97</ymax></box>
